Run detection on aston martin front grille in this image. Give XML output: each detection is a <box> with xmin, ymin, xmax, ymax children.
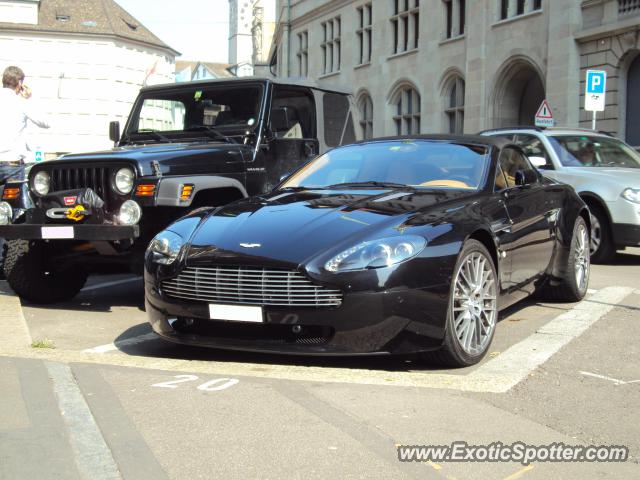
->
<box><xmin>161</xmin><ymin>266</ymin><xmax>343</xmax><ymax>307</ymax></box>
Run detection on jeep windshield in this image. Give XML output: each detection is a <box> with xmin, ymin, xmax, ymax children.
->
<box><xmin>548</xmin><ymin>135</ymin><xmax>640</xmax><ymax>168</ymax></box>
<box><xmin>121</xmin><ymin>84</ymin><xmax>264</xmax><ymax>145</ymax></box>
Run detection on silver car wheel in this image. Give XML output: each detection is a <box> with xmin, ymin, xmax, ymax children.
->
<box><xmin>574</xmin><ymin>223</ymin><xmax>590</xmax><ymax>291</ymax></box>
<box><xmin>452</xmin><ymin>251</ymin><xmax>497</xmax><ymax>355</ymax></box>
<box><xmin>590</xmin><ymin>213</ymin><xmax>601</xmax><ymax>254</ymax></box>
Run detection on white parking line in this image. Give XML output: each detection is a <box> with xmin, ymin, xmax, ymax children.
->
<box><xmin>80</xmin><ymin>278</ymin><xmax>141</xmax><ymax>293</ymax></box>
<box><xmin>46</xmin><ymin>362</ymin><xmax>121</xmax><ymax>480</ymax></box>
<box><xmin>580</xmin><ymin>371</ymin><xmax>640</xmax><ymax>386</ymax></box>
<box><xmin>470</xmin><ymin>286</ymin><xmax>633</xmax><ymax>392</ymax></box>
<box><xmin>82</xmin><ymin>332</ymin><xmax>158</xmax><ymax>353</ymax></box>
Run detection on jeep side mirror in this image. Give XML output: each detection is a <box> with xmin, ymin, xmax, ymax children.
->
<box><xmin>109</xmin><ymin>121</ymin><xmax>120</xmax><ymax>143</ymax></box>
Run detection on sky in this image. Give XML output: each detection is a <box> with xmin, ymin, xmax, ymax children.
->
<box><xmin>114</xmin><ymin>0</ymin><xmax>230</xmax><ymax>63</ymax></box>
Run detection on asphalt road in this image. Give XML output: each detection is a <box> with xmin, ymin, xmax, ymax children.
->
<box><xmin>1</xmin><ymin>249</ymin><xmax>640</xmax><ymax>479</ymax></box>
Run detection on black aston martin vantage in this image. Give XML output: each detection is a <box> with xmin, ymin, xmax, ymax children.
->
<box><xmin>144</xmin><ymin>135</ymin><xmax>591</xmax><ymax>367</ymax></box>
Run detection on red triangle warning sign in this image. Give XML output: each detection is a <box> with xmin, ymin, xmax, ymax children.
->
<box><xmin>535</xmin><ymin>100</ymin><xmax>554</xmax><ymax>120</ymax></box>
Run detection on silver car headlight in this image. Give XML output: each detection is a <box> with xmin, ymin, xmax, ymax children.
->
<box><xmin>622</xmin><ymin>188</ymin><xmax>640</xmax><ymax>204</ymax></box>
<box><xmin>33</xmin><ymin>171</ymin><xmax>50</xmax><ymax>195</ymax></box>
<box><xmin>324</xmin><ymin>235</ymin><xmax>426</xmax><ymax>273</ymax></box>
<box><xmin>147</xmin><ymin>230</ymin><xmax>184</xmax><ymax>265</ymax></box>
<box><xmin>0</xmin><ymin>202</ymin><xmax>12</xmax><ymax>225</ymax></box>
<box><xmin>114</xmin><ymin>167</ymin><xmax>134</xmax><ymax>195</ymax></box>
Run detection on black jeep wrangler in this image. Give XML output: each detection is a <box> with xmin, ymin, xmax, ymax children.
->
<box><xmin>0</xmin><ymin>78</ymin><xmax>357</xmax><ymax>303</ymax></box>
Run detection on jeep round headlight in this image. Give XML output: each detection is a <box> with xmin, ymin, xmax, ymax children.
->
<box><xmin>33</xmin><ymin>171</ymin><xmax>50</xmax><ymax>195</ymax></box>
<box><xmin>114</xmin><ymin>168</ymin><xmax>134</xmax><ymax>195</ymax></box>
<box><xmin>117</xmin><ymin>200</ymin><xmax>142</xmax><ymax>225</ymax></box>
<box><xmin>0</xmin><ymin>202</ymin><xmax>12</xmax><ymax>225</ymax></box>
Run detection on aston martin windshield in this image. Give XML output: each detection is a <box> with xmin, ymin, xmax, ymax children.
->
<box><xmin>282</xmin><ymin>141</ymin><xmax>490</xmax><ymax>190</ymax></box>
<box><xmin>123</xmin><ymin>83</ymin><xmax>264</xmax><ymax>144</ymax></box>
<box><xmin>549</xmin><ymin>135</ymin><xmax>640</xmax><ymax>168</ymax></box>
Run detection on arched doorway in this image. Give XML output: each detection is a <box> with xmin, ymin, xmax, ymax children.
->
<box><xmin>493</xmin><ymin>59</ymin><xmax>545</xmax><ymax>128</ymax></box>
<box><xmin>626</xmin><ymin>55</ymin><xmax>640</xmax><ymax>146</ymax></box>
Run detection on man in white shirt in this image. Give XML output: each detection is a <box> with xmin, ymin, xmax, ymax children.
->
<box><xmin>0</xmin><ymin>66</ymin><xmax>50</xmax><ymax>166</ymax></box>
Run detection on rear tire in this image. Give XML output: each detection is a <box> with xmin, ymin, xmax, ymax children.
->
<box><xmin>588</xmin><ymin>204</ymin><xmax>615</xmax><ymax>263</ymax></box>
<box><xmin>3</xmin><ymin>240</ymin><xmax>88</xmax><ymax>304</ymax></box>
<box><xmin>539</xmin><ymin>216</ymin><xmax>590</xmax><ymax>303</ymax></box>
<box><xmin>421</xmin><ymin>240</ymin><xmax>498</xmax><ymax>368</ymax></box>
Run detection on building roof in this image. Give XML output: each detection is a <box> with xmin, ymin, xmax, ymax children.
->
<box><xmin>176</xmin><ymin>61</ymin><xmax>232</xmax><ymax>77</ymax></box>
<box><xmin>0</xmin><ymin>0</ymin><xmax>178</xmax><ymax>55</ymax></box>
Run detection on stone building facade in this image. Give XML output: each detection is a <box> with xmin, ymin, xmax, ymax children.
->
<box><xmin>269</xmin><ymin>0</ymin><xmax>640</xmax><ymax>145</ymax></box>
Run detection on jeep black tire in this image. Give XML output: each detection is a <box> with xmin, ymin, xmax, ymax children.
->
<box><xmin>4</xmin><ymin>240</ymin><xmax>88</xmax><ymax>304</ymax></box>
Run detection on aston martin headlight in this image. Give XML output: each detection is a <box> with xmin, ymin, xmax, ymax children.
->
<box><xmin>147</xmin><ymin>230</ymin><xmax>184</xmax><ymax>265</ymax></box>
<box><xmin>117</xmin><ymin>200</ymin><xmax>142</xmax><ymax>225</ymax></box>
<box><xmin>325</xmin><ymin>235</ymin><xmax>426</xmax><ymax>273</ymax></box>
<box><xmin>622</xmin><ymin>188</ymin><xmax>640</xmax><ymax>204</ymax></box>
<box><xmin>33</xmin><ymin>171</ymin><xmax>50</xmax><ymax>195</ymax></box>
<box><xmin>114</xmin><ymin>167</ymin><xmax>134</xmax><ymax>195</ymax></box>
<box><xmin>0</xmin><ymin>202</ymin><xmax>12</xmax><ymax>225</ymax></box>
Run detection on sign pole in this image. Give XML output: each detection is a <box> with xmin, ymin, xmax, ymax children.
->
<box><xmin>592</xmin><ymin>111</ymin><xmax>596</xmax><ymax>131</ymax></box>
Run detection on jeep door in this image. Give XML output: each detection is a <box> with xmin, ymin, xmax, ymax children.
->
<box><xmin>246</xmin><ymin>85</ymin><xmax>319</xmax><ymax>194</ymax></box>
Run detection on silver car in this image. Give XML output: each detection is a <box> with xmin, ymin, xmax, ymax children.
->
<box><xmin>482</xmin><ymin>128</ymin><xmax>640</xmax><ymax>262</ymax></box>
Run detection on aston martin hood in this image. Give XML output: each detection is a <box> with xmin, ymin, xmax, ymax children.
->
<box><xmin>186</xmin><ymin>188</ymin><xmax>471</xmax><ymax>265</ymax></box>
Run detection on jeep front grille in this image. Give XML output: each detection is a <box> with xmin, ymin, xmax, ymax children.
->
<box><xmin>162</xmin><ymin>266</ymin><xmax>343</xmax><ymax>307</ymax></box>
<box><xmin>49</xmin><ymin>166</ymin><xmax>111</xmax><ymax>199</ymax></box>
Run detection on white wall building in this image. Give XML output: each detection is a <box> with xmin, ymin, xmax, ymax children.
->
<box><xmin>0</xmin><ymin>0</ymin><xmax>177</xmax><ymax>157</ymax></box>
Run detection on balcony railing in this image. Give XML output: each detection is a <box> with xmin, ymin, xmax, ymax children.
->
<box><xmin>619</xmin><ymin>0</ymin><xmax>640</xmax><ymax>15</ymax></box>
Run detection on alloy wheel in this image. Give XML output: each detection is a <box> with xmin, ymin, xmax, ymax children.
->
<box><xmin>451</xmin><ymin>252</ymin><xmax>497</xmax><ymax>355</ymax></box>
<box><xmin>574</xmin><ymin>223</ymin><xmax>590</xmax><ymax>291</ymax></box>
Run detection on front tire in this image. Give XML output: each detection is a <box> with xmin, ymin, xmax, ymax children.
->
<box><xmin>421</xmin><ymin>240</ymin><xmax>498</xmax><ymax>368</ymax></box>
<box><xmin>4</xmin><ymin>240</ymin><xmax>88</xmax><ymax>304</ymax></box>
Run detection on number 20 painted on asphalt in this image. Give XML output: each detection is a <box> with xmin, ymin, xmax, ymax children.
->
<box><xmin>151</xmin><ymin>375</ymin><xmax>239</xmax><ymax>392</ymax></box>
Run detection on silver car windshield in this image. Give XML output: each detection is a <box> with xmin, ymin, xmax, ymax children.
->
<box><xmin>549</xmin><ymin>135</ymin><xmax>640</xmax><ymax>168</ymax></box>
<box><xmin>282</xmin><ymin>141</ymin><xmax>490</xmax><ymax>190</ymax></box>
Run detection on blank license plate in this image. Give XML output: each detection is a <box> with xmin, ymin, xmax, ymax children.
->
<box><xmin>41</xmin><ymin>226</ymin><xmax>74</xmax><ymax>239</ymax></box>
<box><xmin>209</xmin><ymin>304</ymin><xmax>263</xmax><ymax>323</ymax></box>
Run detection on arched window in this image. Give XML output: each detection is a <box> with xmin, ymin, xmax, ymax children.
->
<box><xmin>392</xmin><ymin>86</ymin><xmax>421</xmax><ymax>135</ymax></box>
<box><xmin>445</xmin><ymin>76</ymin><xmax>465</xmax><ymax>134</ymax></box>
<box><xmin>358</xmin><ymin>93</ymin><xmax>374</xmax><ymax>139</ymax></box>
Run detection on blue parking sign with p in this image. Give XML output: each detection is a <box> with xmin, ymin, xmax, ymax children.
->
<box><xmin>587</xmin><ymin>70</ymin><xmax>606</xmax><ymax>94</ymax></box>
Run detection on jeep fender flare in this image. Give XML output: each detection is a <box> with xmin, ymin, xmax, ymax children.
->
<box><xmin>156</xmin><ymin>176</ymin><xmax>248</xmax><ymax>207</ymax></box>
